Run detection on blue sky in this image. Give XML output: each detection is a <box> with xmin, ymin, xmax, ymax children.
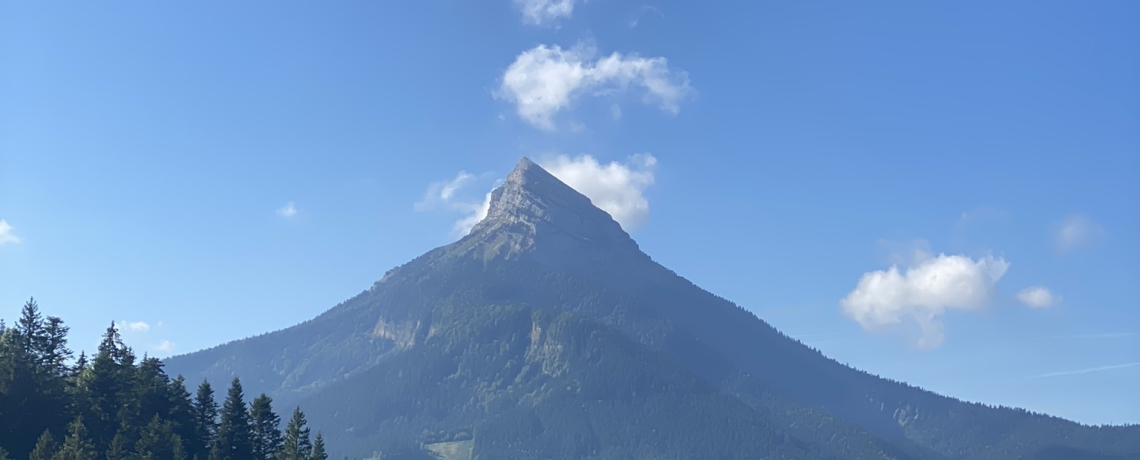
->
<box><xmin>1</xmin><ymin>0</ymin><xmax>1137</xmax><ymax>425</ymax></box>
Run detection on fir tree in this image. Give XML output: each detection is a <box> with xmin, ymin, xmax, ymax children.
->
<box><xmin>28</xmin><ymin>430</ymin><xmax>58</xmax><ymax>460</ymax></box>
<box><xmin>193</xmin><ymin>380</ymin><xmax>220</xmax><ymax>459</ymax></box>
<box><xmin>280</xmin><ymin>408</ymin><xmax>312</xmax><ymax>460</ymax></box>
<box><xmin>104</xmin><ymin>431</ymin><xmax>129</xmax><ymax>460</ymax></box>
<box><xmin>172</xmin><ymin>434</ymin><xmax>188</xmax><ymax>460</ymax></box>
<box><xmin>53</xmin><ymin>417</ymin><xmax>97</xmax><ymax>460</ymax></box>
<box><xmin>249</xmin><ymin>394</ymin><xmax>283</xmax><ymax>460</ymax></box>
<box><xmin>215</xmin><ymin>377</ymin><xmax>253</xmax><ymax>460</ymax></box>
<box><xmin>310</xmin><ymin>434</ymin><xmax>328</xmax><ymax>460</ymax></box>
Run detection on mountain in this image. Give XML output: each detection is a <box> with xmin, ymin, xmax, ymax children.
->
<box><xmin>165</xmin><ymin>158</ymin><xmax>1140</xmax><ymax>460</ymax></box>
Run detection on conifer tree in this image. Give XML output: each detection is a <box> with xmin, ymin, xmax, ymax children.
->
<box><xmin>215</xmin><ymin>377</ymin><xmax>253</xmax><ymax>460</ymax></box>
<box><xmin>53</xmin><ymin>417</ymin><xmax>97</xmax><ymax>460</ymax></box>
<box><xmin>280</xmin><ymin>408</ymin><xmax>312</xmax><ymax>460</ymax></box>
<box><xmin>104</xmin><ymin>431</ymin><xmax>129</xmax><ymax>460</ymax></box>
<box><xmin>136</xmin><ymin>414</ymin><xmax>172</xmax><ymax>460</ymax></box>
<box><xmin>193</xmin><ymin>380</ymin><xmax>220</xmax><ymax>459</ymax></box>
<box><xmin>249</xmin><ymin>394</ymin><xmax>283</xmax><ymax>460</ymax></box>
<box><xmin>0</xmin><ymin>445</ymin><xmax>10</xmax><ymax>460</ymax></box>
<box><xmin>29</xmin><ymin>430</ymin><xmax>58</xmax><ymax>460</ymax></box>
<box><xmin>172</xmin><ymin>434</ymin><xmax>188</xmax><ymax>460</ymax></box>
<box><xmin>310</xmin><ymin>433</ymin><xmax>328</xmax><ymax>460</ymax></box>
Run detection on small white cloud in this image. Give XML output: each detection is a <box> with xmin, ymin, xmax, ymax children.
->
<box><xmin>841</xmin><ymin>253</ymin><xmax>1010</xmax><ymax>349</ymax></box>
<box><xmin>512</xmin><ymin>0</ymin><xmax>581</xmax><ymax>26</ymax></box>
<box><xmin>1016</xmin><ymin>286</ymin><xmax>1060</xmax><ymax>308</ymax></box>
<box><xmin>497</xmin><ymin>42</ymin><xmax>692</xmax><ymax>130</ymax></box>
<box><xmin>154</xmin><ymin>340</ymin><xmax>176</xmax><ymax>354</ymax></box>
<box><xmin>125</xmin><ymin>321</ymin><xmax>151</xmax><ymax>333</ymax></box>
<box><xmin>276</xmin><ymin>202</ymin><xmax>298</xmax><ymax>218</ymax></box>
<box><xmin>539</xmin><ymin>153</ymin><xmax>657</xmax><ymax>231</ymax></box>
<box><xmin>610</xmin><ymin>103</ymin><xmax>623</xmax><ymax>121</ymax></box>
<box><xmin>1054</xmin><ymin>214</ymin><xmax>1104</xmax><ymax>253</ymax></box>
<box><xmin>0</xmin><ymin>220</ymin><xmax>21</xmax><ymax>246</ymax></box>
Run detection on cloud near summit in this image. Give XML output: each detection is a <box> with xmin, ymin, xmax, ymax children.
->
<box><xmin>418</xmin><ymin>154</ymin><xmax>658</xmax><ymax>237</ymax></box>
<box><xmin>841</xmin><ymin>252</ymin><xmax>1010</xmax><ymax>349</ymax></box>
<box><xmin>497</xmin><ymin>43</ymin><xmax>692</xmax><ymax>130</ymax></box>
<box><xmin>538</xmin><ymin>154</ymin><xmax>657</xmax><ymax>232</ymax></box>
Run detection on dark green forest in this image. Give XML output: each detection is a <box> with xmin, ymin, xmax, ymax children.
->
<box><xmin>0</xmin><ymin>299</ymin><xmax>328</xmax><ymax>460</ymax></box>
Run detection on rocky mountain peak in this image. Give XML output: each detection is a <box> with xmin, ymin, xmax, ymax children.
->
<box><xmin>469</xmin><ymin>158</ymin><xmax>637</xmax><ymax>251</ymax></box>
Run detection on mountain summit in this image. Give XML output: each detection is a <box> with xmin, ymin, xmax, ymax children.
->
<box><xmin>467</xmin><ymin>157</ymin><xmax>640</xmax><ymax>260</ymax></box>
<box><xmin>165</xmin><ymin>158</ymin><xmax>1140</xmax><ymax>460</ymax></box>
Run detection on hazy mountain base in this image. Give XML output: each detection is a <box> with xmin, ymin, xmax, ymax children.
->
<box><xmin>299</xmin><ymin>302</ymin><xmax>920</xmax><ymax>460</ymax></box>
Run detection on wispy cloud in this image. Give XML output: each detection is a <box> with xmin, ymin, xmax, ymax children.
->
<box><xmin>154</xmin><ymin>340</ymin><xmax>176</xmax><ymax>354</ymax></box>
<box><xmin>1016</xmin><ymin>286</ymin><xmax>1060</xmax><ymax>308</ymax></box>
<box><xmin>512</xmin><ymin>0</ymin><xmax>582</xmax><ymax>26</ymax></box>
<box><xmin>841</xmin><ymin>251</ymin><xmax>1010</xmax><ymax>349</ymax></box>
<box><xmin>0</xmin><ymin>220</ymin><xmax>21</xmax><ymax>246</ymax></box>
<box><xmin>415</xmin><ymin>172</ymin><xmax>498</xmax><ymax>237</ymax></box>
<box><xmin>124</xmin><ymin>321</ymin><xmax>151</xmax><ymax>333</ymax></box>
<box><xmin>1048</xmin><ymin>332</ymin><xmax>1138</xmax><ymax>340</ymax></box>
<box><xmin>1033</xmin><ymin>362</ymin><xmax>1140</xmax><ymax>379</ymax></box>
<box><xmin>1053</xmin><ymin>213</ymin><xmax>1104</xmax><ymax>253</ymax></box>
<box><xmin>628</xmin><ymin>5</ymin><xmax>664</xmax><ymax>28</ymax></box>
<box><xmin>276</xmin><ymin>202</ymin><xmax>298</xmax><ymax>218</ymax></box>
<box><xmin>497</xmin><ymin>42</ymin><xmax>692</xmax><ymax>130</ymax></box>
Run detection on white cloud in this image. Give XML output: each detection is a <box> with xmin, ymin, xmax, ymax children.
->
<box><xmin>539</xmin><ymin>153</ymin><xmax>657</xmax><ymax>231</ymax></box>
<box><xmin>0</xmin><ymin>220</ymin><xmax>21</xmax><ymax>246</ymax></box>
<box><xmin>154</xmin><ymin>340</ymin><xmax>176</xmax><ymax>354</ymax></box>
<box><xmin>1016</xmin><ymin>286</ymin><xmax>1060</xmax><ymax>308</ymax></box>
<box><xmin>841</xmin><ymin>253</ymin><xmax>1010</xmax><ymax>349</ymax></box>
<box><xmin>497</xmin><ymin>43</ymin><xmax>692</xmax><ymax>130</ymax></box>
<box><xmin>276</xmin><ymin>202</ymin><xmax>298</xmax><ymax>218</ymax></box>
<box><xmin>124</xmin><ymin>321</ymin><xmax>151</xmax><ymax>333</ymax></box>
<box><xmin>512</xmin><ymin>0</ymin><xmax>581</xmax><ymax>26</ymax></box>
<box><xmin>610</xmin><ymin>103</ymin><xmax>622</xmax><ymax>121</ymax></box>
<box><xmin>1054</xmin><ymin>214</ymin><xmax>1103</xmax><ymax>253</ymax></box>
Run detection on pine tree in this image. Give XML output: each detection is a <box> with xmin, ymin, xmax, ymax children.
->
<box><xmin>136</xmin><ymin>415</ymin><xmax>172</xmax><ymax>460</ymax></box>
<box><xmin>310</xmin><ymin>434</ymin><xmax>328</xmax><ymax>460</ymax></box>
<box><xmin>104</xmin><ymin>431</ymin><xmax>129</xmax><ymax>460</ymax></box>
<box><xmin>54</xmin><ymin>417</ymin><xmax>97</xmax><ymax>460</ymax></box>
<box><xmin>83</xmin><ymin>323</ymin><xmax>136</xmax><ymax>454</ymax></box>
<box><xmin>249</xmin><ymin>394</ymin><xmax>283</xmax><ymax>460</ymax></box>
<box><xmin>29</xmin><ymin>430</ymin><xmax>58</xmax><ymax>460</ymax></box>
<box><xmin>168</xmin><ymin>376</ymin><xmax>199</xmax><ymax>453</ymax></box>
<box><xmin>193</xmin><ymin>380</ymin><xmax>220</xmax><ymax>459</ymax></box>
<box><xmin>172</xmin><ymin>434</ymin><xmax>188</xmax><ymax>460</ymax></box>
<box><xmin>215</xmin><ymin>377</ymin><xmax>253</xmax><ymax>460</ymax></box>
<box><xmin>0</xmin><ymin>445</ymin><xmax>10</xmax><ymax>460</ymax></box>
<box><xmin>280</xmin><ymin>408</ymin><xmax>312</xmax><ymax>460</ymax></box>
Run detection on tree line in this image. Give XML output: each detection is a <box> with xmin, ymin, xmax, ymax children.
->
<box><xmin>0</xmin><ymin>298</ymin><xmax>329</xmax><ymax>460</ymax></box>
